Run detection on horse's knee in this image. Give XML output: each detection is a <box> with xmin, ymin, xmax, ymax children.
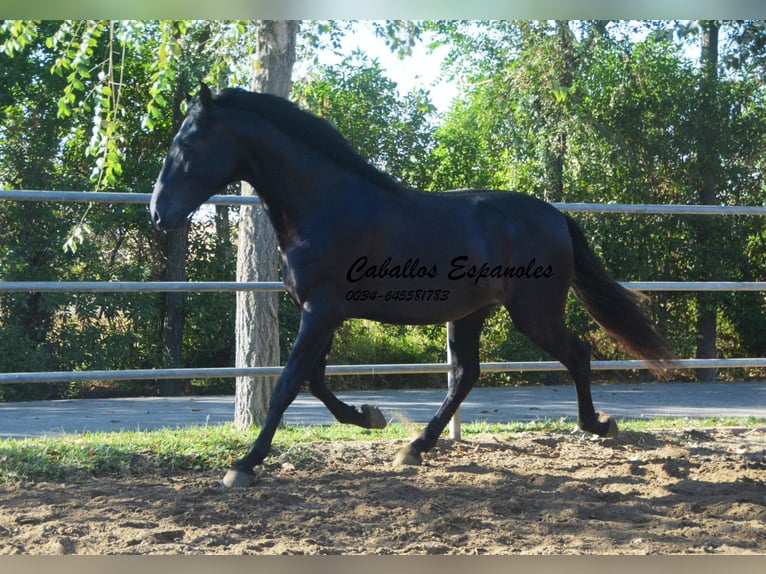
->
<box><xmin>461</xmin><ymin>362</ymin><xmax>480</xmax><ymax>384</ymax></box>
<box><xmin>269</xmin><ymin>381</ymin><xmax>295</xmax><ymax>407</ymax></box>
<box><xmin>573</xmin><ymin>337</ymin><xmax>591</xmax><ymax>358</ymax></box>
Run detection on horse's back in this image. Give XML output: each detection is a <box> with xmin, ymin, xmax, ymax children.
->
<box><xmin>415</xmin><ymin>188</ymin><xmax>572</xmax><ymax>255</ymax></box>
<box><xmin>411</xmin><ymin>188</ymin><xmax>568</xmax><ymax>229</ymax></box>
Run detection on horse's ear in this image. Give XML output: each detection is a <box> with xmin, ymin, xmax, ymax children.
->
<box><xmin>198</xmin><ymin>82</ymin><xmax>213</xmax><ymax>113</ymax></box>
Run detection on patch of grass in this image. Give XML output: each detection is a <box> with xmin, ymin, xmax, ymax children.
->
<box><xmin>1</xmin><ymin>416</ymin><xmax>764</xmax><ymax>483</ymax></box>
<box><xmin>0</xmin><ymin>424</ymin><xmax>247</xmax><ymax>483</ymax></box>
<box><xmin>616</xmin><ymin>416</ymin><xmax>766</xmax><ymax>432</ymax></box>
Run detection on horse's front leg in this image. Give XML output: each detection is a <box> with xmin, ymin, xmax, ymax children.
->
<box><xmin>307</xmin><ymin>337</ymin><xmax>387</xmax><ymax>430</ymax></box>
<box><xmin>222</xmin><ymin>308</ymin><xmax>338</xmax><ymax>488</ymax></box>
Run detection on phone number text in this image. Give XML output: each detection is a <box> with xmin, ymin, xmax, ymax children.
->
<box><xmin>345</xmin><ymin>289</ymin><xmax>450</xmax><ymax>303</ymax></box>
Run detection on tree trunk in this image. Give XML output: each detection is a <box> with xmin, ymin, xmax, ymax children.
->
<box><xmin>157</xmin><ymin>87</ymin><xmax>192</xmax><ymax>396</ymax></box>
<box><xmin>234</xmin><ymin>20</ymin><xmax>299</xmax><ymax>429</ymax></box>
<box><xmin>214</xmin><ymin>203</ymin><xmax>232</xmax><ymax>265</ymax></box>
<box><xmin>158</xmin><ymin>222</ymin><xmax>189</xmax><ymax>395</ymax></box>
<box><xmin>543</xmin><ymin>21</ymin><xmax>574</xmax><ymax>202</ymax></box>
<box><xmin>695</xmin><ymin>21</ymin><xmax>720</xmax><ymax>382</ymax></box>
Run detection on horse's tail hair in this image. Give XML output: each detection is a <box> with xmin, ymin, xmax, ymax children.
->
<box><xmin>565</xmin><ymin>215</ymin><xmax>676</xmax><ymax>378</ymax></box>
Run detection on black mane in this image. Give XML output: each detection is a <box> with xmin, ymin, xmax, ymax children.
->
<box><xmin>213</xmin><ymin>88</ymin><xmax>404</xmax><ymax>192</ymax></box>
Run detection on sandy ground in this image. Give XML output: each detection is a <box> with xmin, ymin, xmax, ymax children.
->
<box><xmin>1</xmin><ymin>427</ymin><xmax>765</xmax><ymax>555</ymax></box>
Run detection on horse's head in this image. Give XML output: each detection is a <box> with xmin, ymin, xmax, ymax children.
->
<box><xmin>150</xmin><ymin>83</ymin><xmax>241</xmax><ymax>230</ymax></box>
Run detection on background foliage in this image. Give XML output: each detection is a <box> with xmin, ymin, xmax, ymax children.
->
<box><xmin>2</xmin><ymin>20</ymin><xmax>765</xmax><ymax>401</ymax></box>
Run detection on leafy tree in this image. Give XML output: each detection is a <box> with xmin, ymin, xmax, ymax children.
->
<box><xmin>0</xmin><ymin>20</ymin><xmax>241</xmax><ymax>399</ymax></box>
<box><xmin>426</xmin><ymin>20</ymin><xmax>766</xmax><ymax>381</ymax></box>
<box><xmin>293</xmin><ymin>51</ymin><xmax>435</xmax><ymax>187</ymax></box>
<box><xmin>0</xmin><ymin>21</ymin><xmax>97</xmax><ymax>399</ymax></box>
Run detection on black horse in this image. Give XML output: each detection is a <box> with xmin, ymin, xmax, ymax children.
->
<box><xmin>150</xmin><ymin>84</ymin><xmax>674</xmax><ymax>487</ymax></box>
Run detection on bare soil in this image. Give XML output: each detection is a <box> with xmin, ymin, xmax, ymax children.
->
<box><xmin>1</xmin><ymin>427</ymin><xmax>765</xmax><ymax>555</ymax></box>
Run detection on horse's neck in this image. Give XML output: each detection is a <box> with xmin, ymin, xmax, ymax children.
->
<box><xmin>232</xmin><ymin>122</ymin><xmax>329</xmax><ymax>245</ymax></box>
<box><xmin>228</xmin><ymin>111</ymin><xmax>389</xmax><ymax>246</ymax></box>
<box><xmin>234</xmin><ymin>122</ymin><xmax>307</xmax><ymax>199</ymax></box>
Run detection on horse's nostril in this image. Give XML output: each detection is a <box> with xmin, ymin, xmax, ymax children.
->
<box><xmin>150</xmin><ymin>208</ymin><xmax>164</xmax><ymax>229</ymax></box>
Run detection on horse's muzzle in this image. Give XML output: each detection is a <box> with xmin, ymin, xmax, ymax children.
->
<box><xmin>149</xmin><ymin>191</ymin><xmax>181</xmax><ymax>231</ymax></box>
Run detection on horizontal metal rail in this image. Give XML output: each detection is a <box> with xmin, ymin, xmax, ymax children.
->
<box><xmin>2</xmin><ymin>358</ymin><xmax>766</xmax><ymax>385</ymax></box>
<box><xmin>1</xmin><ymin>281</ymin><xmax>765</xmax><ymax>293</ymax></box>
<box><xmin>623</xmin><ymin>281</ymin><xmax>766</xmax><ymax>291</ymax></box>
<box><xmin>0</xmin><ymin>281</ymin><xmax>285</xmax><ymax>293</ymax></box>
<box><xmin>0</xmin><ymin>189</ymin><xmax>259</xmax><ymax>206</ymax></box>
<box><xmin>3</xmin><ymin>189</ymin><xmax>766</xmax><ymax>215</ymax></box>
<box><xmin>554</xmin><ymin>202</ymin><xmax>766</xmax><ymax>216</ymax></box>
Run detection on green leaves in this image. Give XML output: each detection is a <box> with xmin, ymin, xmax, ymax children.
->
<box><xmin>292</xmin><ymin>52</ymin><xmax>436</xmax><ymax>188</ymax></box>
<box><xmin>63</xmin><ymin>222</ymin><xmax>93</xmax><ymax>254</ymax></box>
<box><xmin>142</xmin><ymin>21</ymin><xmax>181</xmax><ymax>132</ymax></box>
<box><xmin>49</xmin><ymin>21</ymin><xmax>105</xmax><ymax>119</ymax></box>
<box><xmin>0</xmin><ymin>20</ymin><xmax>39</xmax><ymax>57</ymax></box>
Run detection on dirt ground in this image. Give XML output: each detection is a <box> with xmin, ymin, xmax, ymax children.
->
<box><xmin>1</xmin><ymin>426</ymin><xmax>765</xmax><ymax>555</ymax></box>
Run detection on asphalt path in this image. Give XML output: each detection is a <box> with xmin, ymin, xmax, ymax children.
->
<box><xmin>1</xmin><ymin>381</ymin><xmax>765</xmax><ymax>439</ymax></box>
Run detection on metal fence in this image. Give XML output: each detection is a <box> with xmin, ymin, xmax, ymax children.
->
<box><xmin>2</xmin><ymin>189</ymin><xmax>766</xmax><ymax>387</ymax></box>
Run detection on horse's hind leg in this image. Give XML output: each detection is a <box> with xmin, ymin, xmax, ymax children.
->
<box><xmin>307</xmin><ymin>338</ymin><xmax>387</xmax><ymax>429</ymax></box>
<box><xmin>507</xmin><ymin>300</ymin><xmax>618</xmax><ymax>438</ymax></box>
<box><xmin>393</xmin><ymin>308</ymin><xmax>491</xmax><ymax>466</ymax></box>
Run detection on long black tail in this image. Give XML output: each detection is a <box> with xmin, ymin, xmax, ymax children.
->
<box><xmin>565</xmin><ymin>215</ymin><xmax>676</xmax><ymax>378</ymax></box>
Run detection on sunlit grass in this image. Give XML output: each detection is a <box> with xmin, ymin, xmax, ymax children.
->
<box><xmin>1</xmin><ymin>416</ymin><xmax>763</xmax><ymax>483</ymax></box>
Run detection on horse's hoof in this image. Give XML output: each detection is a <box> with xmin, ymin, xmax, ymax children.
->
<box><xmin>579</xmin><ymin>412</ymin><xmax>619</xmax><ymax>438</ymax></box>
<box><xmin>393</xmin><ymin>445</ymin><xmax>422</xmax><ymax>466</ymax></box>
<box><xmin>221</xmin><ymin>468</ymin><xmax>256</xmax><ymax>488</ymax></box>
<box><xmin>361</xmin><ymin>404</ymin><xmax>387</xmax><ymax>429</ymax></box>
<box><xmin>596</xmin><ymin>411</ymin><xmax>619</xmax><ymax>438</ymax></box>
